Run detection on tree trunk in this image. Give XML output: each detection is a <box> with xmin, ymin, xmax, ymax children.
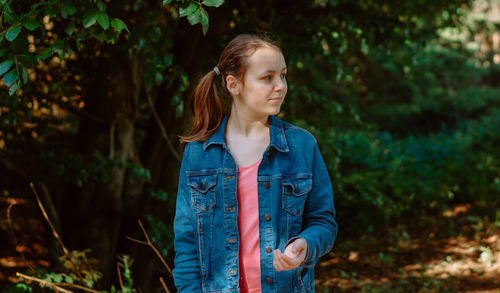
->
<box><xmin>61</xmin><ymin>44</ymin><xmax>144</xmax><ymax>288</ymax></box>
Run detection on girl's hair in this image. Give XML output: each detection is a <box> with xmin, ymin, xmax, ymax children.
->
<box><xmin>179</xmin><ymin>34</ymin><xmax>281</xmax><ymax>143</ymax></box>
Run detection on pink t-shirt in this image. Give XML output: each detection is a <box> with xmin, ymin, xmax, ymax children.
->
<box><xmin>237</xmin><ymin>157</ymin><xmax>263</xmax><ymax>293</ymax></box>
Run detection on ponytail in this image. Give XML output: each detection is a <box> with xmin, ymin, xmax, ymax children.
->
<box><xmin>179</xmin><ymin>69</ymin><xmax>224</xmax><ymax>143</ymax></box>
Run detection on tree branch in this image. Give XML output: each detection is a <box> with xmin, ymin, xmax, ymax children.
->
<box><xmin>146</xmin><ymin>91</ymin><xmax>181</xmax><ymax>162</ymax></box>
<box><xmin>126</xmin><ymin>219</ymin><xmax>173</xmax><ymax>275</ymax></box>
<box><xmin>30</xmin><ymin>182</ymin><xmax>69</xmax><ymax>255</ymax></box>
<box><xmin>16</xmin><ymin>272</ymin><xmax>73</xmax><ymax>293</ymax></box>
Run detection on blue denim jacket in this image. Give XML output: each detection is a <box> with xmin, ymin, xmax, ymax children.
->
<box><xmin>173</xmin><ymin>114</ymin><xmax>338</xmax><ymax>293</ymax></box>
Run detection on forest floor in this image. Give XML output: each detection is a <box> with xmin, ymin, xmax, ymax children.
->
<box><xmin>1</xmin><ymin>195</ymin><xmax>499</xmax><ymax>292</ymax></box>
<box><xmin>315</xmin><ymin>203</ymin><xmax>500</xmax><ymax>293</ymax></box>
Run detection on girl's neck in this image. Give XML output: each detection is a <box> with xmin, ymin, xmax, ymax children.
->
<box><xmin>227</xmin><ymin>107</ymin><xmax>269</xmax><ymax>138</ymax></box>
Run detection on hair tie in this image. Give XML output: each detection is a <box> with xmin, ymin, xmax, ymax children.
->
<box><xmin>213</xmin><ymin>66</ymin><xmax>220</xmax><ymax>75</ymax></box>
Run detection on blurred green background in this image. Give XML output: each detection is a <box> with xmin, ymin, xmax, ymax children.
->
<box><xmin>1</xmin><ymin>0</ymin><xmax>499</xmax><ymax>292</ymax></box>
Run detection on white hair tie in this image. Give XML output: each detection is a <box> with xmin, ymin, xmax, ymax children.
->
<box><xmin>213</xmin><ymin>66</ymin><xmax>220</xmax><ymax>75</ymax></box>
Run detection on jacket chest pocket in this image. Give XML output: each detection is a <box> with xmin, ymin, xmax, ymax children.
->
<box><xmin>282</xmin><ymin>177</ymin><xmax>312</xmax><ymax>216</ymax></box>
<box><xmin>188</xmin><ymin>174</ymin><xmax>217</xmax><ymax>212</ymax></box>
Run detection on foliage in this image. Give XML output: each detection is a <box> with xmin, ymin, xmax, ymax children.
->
<box><xmin>37</xmin><ymin>149</ymin><xmax>151</xmax><ymax>187</ymax></box>
<box><xmin>4</xmin><ymin>251</ymin><xmax>137</xmax><ymax>292</ymax></box>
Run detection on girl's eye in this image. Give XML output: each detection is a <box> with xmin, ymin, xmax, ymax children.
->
<box><xmin>264</xmin><ymin>75</ymin><xmax>272</xmax><ymax>80</ymax></box>
<box><xmin>280</xmin><ymin>73</ymin><xmax>286</xmax><ymax>79</ymax></box>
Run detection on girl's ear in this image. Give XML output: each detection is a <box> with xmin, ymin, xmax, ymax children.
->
<box><xmin>226</xmin><ymin>75</ymin><xmax>240</xmax><ymax>97</ymax></box>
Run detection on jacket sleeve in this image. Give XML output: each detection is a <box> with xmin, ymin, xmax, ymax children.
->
<box><xmin>287</xmin><ymin>141</ymin><xmax>338</xmax><ymax>268</ymax></box>
<box><xmin>173</xmin><ymin>143</ymin><xmax>202</xmax><ymax>292</ymax></box>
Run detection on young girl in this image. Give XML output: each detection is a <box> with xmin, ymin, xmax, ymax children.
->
<box><xmin>173</xmin><ymin>34</ymin><xmax>337</xmax><ymax>293</ymax></box>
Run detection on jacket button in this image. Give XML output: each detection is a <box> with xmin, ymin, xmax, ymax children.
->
<box><xmin>265</xmin><ymin>247</ymin><xmax>272</xmax><ymax>253</ymax></box>
<box><xmin>264</xmin><ymin>182</ymin><xmax>270</xmax><ymax>189</ymax></box>
<box><xmin>264</xmin><ymin>214</ymin><xmax>271</xmax><ymax>221</ymax></box>
<box><xmin>265</xmin><ymin>277</ymin><xmax>273</xmax><ymax>285</ymax></box>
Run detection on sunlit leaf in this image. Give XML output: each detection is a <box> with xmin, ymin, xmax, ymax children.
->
<box><xmin>96</xmin><ymin>12</ymin><xmax>109</xmax><ymax>30</ymax></box>
<box><xmin>9</xmin><ymin>83</ymin><xmax>18</xmax><ymax>96</ymax></box>
<box><xmin>111</xmin><ymin>19</ymin><xmax>129</xmax><ymax>34</ymax></box>
<box><xmin>201</xmin><ymin>9</ymin><xmax>209</xmax><ymax>35</ymax></box>
<box><xmin>3</xmin><ymin>69</ymin><xmax>19</xmax><ymax>87</ymax></box>
<box><xmin>6</xmin><ymin>24</ymin><xmax>22</xmax><ymax>42</ymax></box>
<box><xmin>83</xmin><ymin>11</ymin><xmax>97</xmax><ymax>28</ymax></box>
<box><xmin>0</xmin><ymin>60</ymin><xmax>14</xmax><ymax>76</ymax></box>
<box><xmin>179</xmin><ymin>2</ymin><xmax>198</xmax><ymax>17</ymax></box>
<box><xmin>203</xmin><ymin>0</ymin><xmax>224</xmax><ymax>7</ymax></box>
<box><xmin>187</xmin><ymin>8</ymin><xmax>202</xmax><ymax>25</ymax></box>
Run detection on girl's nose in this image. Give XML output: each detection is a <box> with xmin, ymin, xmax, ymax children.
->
<box><xmin>274</xmin><ymin>78</ymin><xmax>286</xmax><ymax>91</ymax></box>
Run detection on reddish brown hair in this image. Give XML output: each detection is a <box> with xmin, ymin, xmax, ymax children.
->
<box><xmin>179</xmin><ymin>34</ymin><xmax>281</xmax><ymax>143</ymax></box>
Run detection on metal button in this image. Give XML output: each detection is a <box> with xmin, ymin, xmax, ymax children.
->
<box><xmin>264</xmin><ymin>214</ymin><xmax>271</xmax><ymax>221</ymax></box>
<box><xmin>265</xmin><ymin>277</ymin><xmax>273</xmax><ymax>285</ymax></box>
<box><xmin>265</xmin><ymin>247</ymin><xmax>272</xmax><ymax>253</ymax></box>
<box><xmin>264</xmin><ymin>182</ymin><xmax>270</xmax><ymax>189</ymax></box>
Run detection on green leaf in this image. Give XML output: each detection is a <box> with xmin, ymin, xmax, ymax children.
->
<box><xmin>9</xmin><ymin>82</ymin><xmax>18</xmax><ymax>96</ymax></box>
<box><xmin>3</xmin><ymin>5</ymin><xmax>19</xmax><ymax>24</ymax></box>
<box><xmin>6</xmin><ymin>24</ymin><xmax>22</xmax><ymax>42</ymax></box>
<box><xmin>45</xmin><ymin>6</ymin><xmax>57</xmax><ymax>17</ymax></box>
<box><xmin>96</xmin><ymin>12</ymin><xmax>109</xmax><ymax>30</ymax></box>
<box><xmin>97</xmin><ymin>0</ymin><xmax>107</xmax><ymax>11</ymax></box>
<box><xmin>52</xmin><ymin>40</ymin><xmax>64</xmax><ymax>52</ymax></box>
<box><xmin>3</xmin><ymin>69</ymin><xmax>19</xmax><ymax>87</ymax></box>
<box><xmin>203</xmin><ymin>0</ymin><xmax>224</xmax><ymax>7</ymax></box>
<box><xmin>201</xmin><ymin>9</ymin><xmax>209</xmax><ymax>35</ymax></box>
<box><xmin>0</xmin><ymin>60</ymin><xmax>14</xmax><ymax>76</ymax></box>
<box><xmin>187</xmin><ymin>8</ymin><xmax>202</xmax><ymax>25</ymax></box>
<box><xmin>22</xmin><ymin>66</ymin><xmax>28</xmax><ymax>84</ymax></box>
<box><xmin>62</xmin><ymin>0</ymin><xmax>76</xmax><ymax>17</ymax></box>
<box><xmin>179</xmin><ymin>2</ymin><xmax>198</xmax><ymax>17</ymax></box>
<box><xmin>65</xmin><ymin>22</ymin><xmax>76</xmax><ymax>35</ymax></box>
<box><xmin>38</xmin><ymin>48</ymin><xmax>52</xmax><ymax>60</ymax></box>
<box><xmin>51</xmin><ymin>274</ymin><xmax>63</xmax><ymax>283</ymax></box>
<box><xmin>163</xmin><ymin>0</ymin><xmax>172</xmax><ymax>4</ymax></box>
<box><xmin>83</xmin><ymin>11</ymin><xmax>97</xmax><ymax>28</ymax></box>
<box><xmin>23</xmin><ymin>17</ymin><xmax>40</xmax><ymax>31</ymax></box>
<box><xmin>111</xmin><ymin>19</ymin><xmax>129</xmax><ymax>34</ymax></box>
<box><xmin>90</xmin><ymin>29</ymin><xmax>105</xmax><ymax>41</ymax></box>
<box><xmin>20</xmin><ymin>53</ymin><xmax>38</xmax><ymax>66</ymax></box>
<box><xmin>104</xmin><ymin>30</ymin><xmax>116</xmax><ymax>44</ymax></box>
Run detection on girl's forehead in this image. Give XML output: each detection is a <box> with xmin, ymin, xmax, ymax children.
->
<box><xmin>246</xmin><ymin>47</ymin><xmax>286</xmax><ymax>73</ymax></box>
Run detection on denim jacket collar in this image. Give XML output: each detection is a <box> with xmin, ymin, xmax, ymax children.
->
<box><xmin>202</xmin><ymin>114</ymin><xmax>290</xmax><ymax>153</ymax></box>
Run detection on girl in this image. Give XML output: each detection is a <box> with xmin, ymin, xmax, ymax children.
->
<box><xmin>173</xmin><ymin>34</ymin><xmax>337</xmax><ymax>293</ymax></box>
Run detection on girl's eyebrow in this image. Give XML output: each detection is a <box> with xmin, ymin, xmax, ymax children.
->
<box><xmin>262</xmin><ymin>67</ymin><xmax>288</xmax><ymax>74</ymax></box>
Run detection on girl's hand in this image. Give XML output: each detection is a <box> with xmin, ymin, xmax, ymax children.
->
<box><xmin>273</xmin><ymin>238</ymin><xmax>308</xmax><ymax>271</ymax></box>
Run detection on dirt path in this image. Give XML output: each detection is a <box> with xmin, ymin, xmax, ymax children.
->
<box><xmin>315</xmin><ymin>204</ymin><xmax>500</xmax><ymax>292</ymax></box>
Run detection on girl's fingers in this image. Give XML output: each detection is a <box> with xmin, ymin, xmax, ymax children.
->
<box><xmin>273</xmin><ymin>248</ymin><xmax>301</xmax><ymax>271</ymax></box>
<box><xmin>273</xmin><ymin>249</ymin><xmax>285</xmax><ymax>271</ymax></box>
